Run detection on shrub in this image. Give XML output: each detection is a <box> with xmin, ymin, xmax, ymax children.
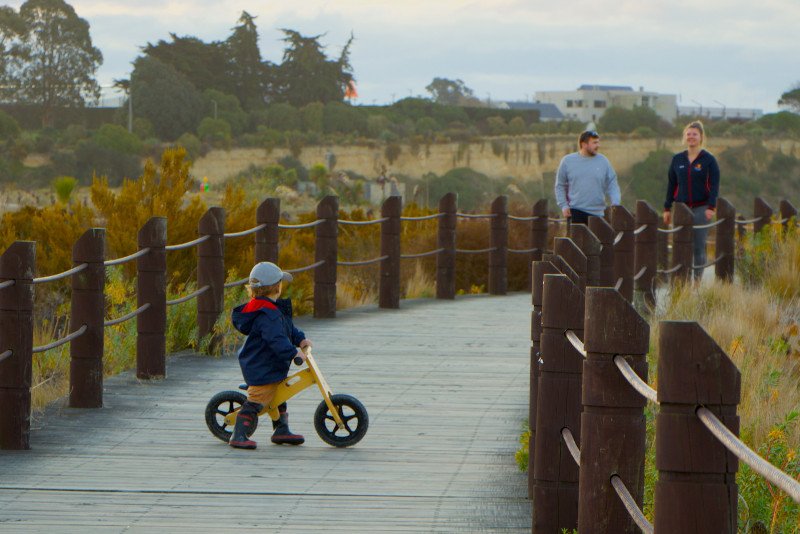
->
<box><xmin>52</xmin><ymin>176</ymin><xmax>78</xmax><ymax>204</ymax></box>
<box><xmin>175</xmin><ymin>133</ymin><xmax>202</xmax><ymax>161</ymax></box>
<box><xmin>197</xmin><ymin>117</ymin><xmax>232</xmax><ymax>145</ymax></box>
<box><xmin>0</xmin><ymin>110</ymin><xmax>20</xmax><ymax>141</ymax></box>
<box><xmin>93</xmin><ymin>124</ymin><xmax>143</xmax><ymax>155</ymax></box>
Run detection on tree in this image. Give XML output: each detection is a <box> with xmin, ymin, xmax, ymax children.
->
<box><xmin>778</xmin><ymin>84</ymin><xmax>800</xmax><ymax>113</ymax></box>
<box><xmin>130</xmin><ymin>56</ymin><xmax>204</xmax><ymax>140</ymax></box>
<box><xmin>5</xmin><ymin>0</ymin><xmax>102</xmax><ymax>127</ymax></box>
<box><xmin>225</xmin><ymin>11</ymin><xmax>269</xmax><ymax>110</ymax></box>
<box><xmin>143</xmin><ymin>34</ymin><xmax>231</xmax><ymax>95</ymax></box>
<box><xmin>598</xmin><ymin>105</ymin><xmax>670</xmax><ymax>134</ymax></box>
<box><xmin>0</xmin><ymin>7</ymin><xmax>26</xmax><ymax>86</ymax></box>
<box><xmin>274</xmin><ymin>29</ymin><xmax>355</xmax><ymax>107</ymax></box>
<box><xmin>425</xmin><ymin>78</ymin><xmax>481</xmax><ymax>106</ymax></box>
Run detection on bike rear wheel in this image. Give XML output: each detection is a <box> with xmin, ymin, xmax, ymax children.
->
<box><xmin>205</xmin><ymin>390</ymin><xmax>257</xmax><ymax>442</ymax></box>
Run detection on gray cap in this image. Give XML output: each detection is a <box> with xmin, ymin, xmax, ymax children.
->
<box><xmin>248</xmin><ymin>262</ymin><xmax>293</xmax><ymax>287</ymax></box>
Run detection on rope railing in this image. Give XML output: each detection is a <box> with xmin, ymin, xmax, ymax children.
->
<box><xmin>456</xmin><ymin>212</ymin><xmax>496</xmax><ymax>219</ymax></box>
<box><xmin>339</xmin><ymin>217</ymin><xmax>388</xmax><ymax>226</ymax></box>
<box><xmin>103</xmin><ymin>303</ymin><xmax>151</xmax><ymax>327</ymax></box>
<box><xmin>613</xmin><ymin>355</ymin><xmax>659</xmax><ymax>404</ymax></box>
<box><xmin>104</xmin><ymin>248</ymin><xmax>150</xmax><ymax>267</ymax></box>
<box><xmin>614</xmin><ymin>277</ymin><xmax>624</xmax><ymax>291</ymax></box>
<box><xmin>32</xmin><ymin>263</ymin><xmax>88</xmax><ymax>284</ymax></box>
<box><xmin>508</xmin><ymin>247</ymin><xmax>541</xmax><ymax>254</ymax></box>
<box><xmin>278</xmin><ymin>219</ymin><xmax>325</xmax><ymax>230</ymax></box>
<box><xmin>224</xmin><ymin>277</ymin><xmax>249</xmax><ymax>289</ymax></box>
<box><xmin>614</xmin><ymin>232</ymin><xmax>624</xmax><ymax>246</ymax></box>
<box><xmin>400</xmin><ymin>248</ymin><xmax>444</xmax><ymax>259</ymax></box>
<box><xmin>399</xmin><ymin>213</ymin><xmax>444</xmax><ymax>221</ymax></box>
<box><xmin>657</xmin><ymin>225</ymin><xmax>684</xmax><ymax>234</ymax></box>
<box><xmin>561</xmin><ymin>427</ymin><xmax>581</xmax><ymax>466</ymax></box>
<box><xmin>633</xmin><ymin>224</ymin><xmax>648</xmax><ymax>235</ymax></box>
<box><xmin>166</xmin><ymin>285</ymin><xmax>210</xmax><ymax>306</ymax></box>
<box><xmin>223</xmin><ymin>224</ymin><xmax>266</xmax><ymax>239</ymax></box>
<box><xmin>693</xmin><ymin>253</ymin><xmax>725</xmax><ymax>270</ymax></box>
<box><xmin>338</xmin><ymin>255</ymin><xmax>388</xmax><ymax>267</ymax></box>
<box><xmin>697</xmin><ymin>407</ymin><xmax>800</xmax><ymax>504</ymax></box>
<box><xmin>455</xmin><ymin>247</ymin><xmax>497</xmax><ymax>254</ymax></box>
<box><xmin>610</xmin><ymin>475</ymin><xmax>654</xmax><ymax>534</ymax></box>
<box><xmin>549</xmin><ymin>217</ymin><xmax>567</xmax><ymax>223</ymax></box>
<box><xmin>0</xmin><ymin>279</ymin><xmax>15</xmax><ymax>290</ymax></box>
<box><xmin>657</xmin><ymin>264</ymin><xmax>683</xmax><ymax>275</ymax></box>
<box><xmin>165</xmin><ymin>235</ymin><xmax>210</xmax><ymax>251</ymax></box>
<box><xmin>508</xmin><ymin>214</ymin><xmax>546</xmax><ymax>221</ymax></box>
<box><xmin>735</xmin><ymin>216</ymin><xmax>764</xmax><ymax>225</ymax></box>
<box><xmin>633</xmin><ymin>266</ymin><xmax>648</xmax><ymax>281</ymax></box>
<box><xmin>286</xmin><ymin>260</ymin><xmax>326</xmax><ymax>274</ymax></box>
<box><xmin>565</xmin><ymin>330</ymin><xmax>587</xmax><ymax>358</ymax></box>
<box><xmin>0</xmin><ymin>349</ymin><xmax>11</xmax><ymax>364</ymax></box>
<box><xmin>31</xmin><ymin>324</ymin><xmax>88</xmax><ymax>354</ymax></box>
<box><xmin>693</xmin><ymin>218</ymin><xmax>727</xmax><ymax>230</ymax></box>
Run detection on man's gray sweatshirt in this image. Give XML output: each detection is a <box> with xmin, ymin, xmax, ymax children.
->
<box><xmin>554</xmin><ymin>152</ymin><xmax>621</xmax><ymax>216</ymax></box>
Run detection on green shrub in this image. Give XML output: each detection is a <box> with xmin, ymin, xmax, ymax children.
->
<box><xmin>197</xmin><ymin>117</ymin><xmax>232</xmax><ymax>145</ymax></box>
<box><xmin>52</xmin><ymin>176</ymin><xmax>78</xmax><ymax>204</ymax></box>
<box><xmin>93</xmin><ymin>124</ymin><xmax>143</xmax><ymax>155</ymax></box>
<box><xmin>0</xmin><ymin>110</ymin><xmax>20</xmax><ymax>141</ymax></box>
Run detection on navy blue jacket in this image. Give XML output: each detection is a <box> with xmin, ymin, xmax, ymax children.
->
<box><xmin>664</xmin><ymin>149</ymin><xmax>720</xmax><ymax>211</ymax></box>
<box><xmin>231</xmin><ymin>297</ymin><xmax>305</xmax><ymax>386</ymax></box>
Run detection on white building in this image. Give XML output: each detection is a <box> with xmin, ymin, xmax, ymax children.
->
<box><xmin>677</xmin><ymin>106</ymin><xmax>763</xmax><ymax>121</ymax></box>
<box><xmin>534</xmin><ymin>84</ymin><xmax>678</xmax><ymax>123</ymax></box>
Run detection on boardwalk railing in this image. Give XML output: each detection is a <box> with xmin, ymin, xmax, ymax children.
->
<box><xmin>529</xmin><ymin>210</ymin><xmax>800</xmax><ymax>533</ymax></box>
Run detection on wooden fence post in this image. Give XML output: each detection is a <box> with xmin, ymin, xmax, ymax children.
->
<box><xmin>780</xmin><ymin>199</ymin><xmax>797</xmax><ymax>232</ymax></box>
<box><xmin>579</xmin><ymin>287</ymin><xmax>650</xmax><ymax>533</ymax></box>
<box><xmin>611</xmin><ymin>205</ymin><xmax>635</xmax><ymax>301</ymax></box>
<box><xmin>657</xmin><ymin>218</ymin><xmax>669</xmax><ymax>270</ymax></box>
<box><xmin>314</xmin><ymin>195</ymin><xmax>339</xmax><ymax>318</ymax></box>
<box><xmin>753</xmin><ymin>197</ymin><xmax>773</xmax><ymax>235</ymax></box>
<box><xmin>655</xmin><ymin>321</ymin><xmax>741</xmax><ymax>533</ymax></box>
<box><xmin>70</xmin><ymin>228</ymin><xmax>105</xmax><ymax>408</ymax></box>
<box><xmin>137</xmin><ymin>217</ymin><xmax>167</xmax><ymax>379</ymax></box>
<box><xmin>0</xmin><ymin>241</ymin><xmax>35</xmax><ymax>450</ymax></box>
<box><xmin>715</xmin><ymin>198</ymin><xmax>736</xmax><ymax>282</ymax></box>
<box><xmin>671</xmin><ymin>203</ymin><xmax>694</xmax><ymax>282</ymax></box>
<box><xmin>198</xmin><ymin>207</ymin><xmax>225</xmax><ymax>352</ymax></box>
<box><xmin>255</xmin><ymin>197</ymin><xmax>280</xmax><ymax>263</ymax></box>
<box><xmin>380</xmin><ymin>195</ymin><xmax>401</xmax><ymax>309</ymax></box>
<box><xmin>530</xmin><ymin>259</ymin><xmax>559</xmax><ymax>499</ymax></box>
<box><xmin>635</xmin><ymin>201</ymin><xmax>658</xmax><ymax>306</ymax></box>
<box><xmin>589</xmin><ymin>216</ymin><xmax>614</xmax><ymax>287</ymax></box>
<box><xmin>489</xmin><ymin>195</ymin><xmax>508</xmax><ymax>295</ymax></box>
<box><xmin>528</xmin><ymin>199</ymin><xmax>548</xmax><ymax>290</ymax></box>
<box><xmin>437</xmin><ymin>193</ymin><xmax>457</xmax><ymax>300</ymax></box>
<box><xmin>554</xmin><ymin>237</ymin><xmax>587</xmax><ymax>292</ymax></box>
<box><xmin>532</xmin><ymin>273</ymin><xmax>584</xmax><ymax>533</ymax></box>
<box><xmin>569</xmin><ymin>224</ymin><xmax>601</xmax><ymax>288</ymax></box>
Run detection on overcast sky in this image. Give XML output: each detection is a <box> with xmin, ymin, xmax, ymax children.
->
<box><xmin>8</xmin><ymin>0</ymin><xmax>798</xmax><ymax>112</ymax></box>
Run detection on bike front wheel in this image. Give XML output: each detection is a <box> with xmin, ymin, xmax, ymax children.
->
<box><xmin>314</xmin><ymin>394</ymin><xmax>368</xmax><ymax>448</ymax></box>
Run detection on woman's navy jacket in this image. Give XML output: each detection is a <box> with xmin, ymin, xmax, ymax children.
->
<box><xmin>664</xmin><ymin>149</ymin><xmax>720</xmax><ymax>211</ymax></box>
<box><xmin>231</xmin><ymin>297</ymin><xmax>305</xmax><ymax>386</ymax></box>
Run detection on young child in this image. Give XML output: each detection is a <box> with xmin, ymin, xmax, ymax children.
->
<box><xmin>229</xmin><ymin>261</ymin><xmax>312</xmax><ymax>449</ymax></box>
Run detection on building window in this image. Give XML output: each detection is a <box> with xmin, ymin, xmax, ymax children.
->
<box><xmin>594</xmin><ymin>100</ymin><xmax>606</xmax><ymax>108</ymax></box>
<box><xmin>575</xmin><ymin>100</ymin><xmax>583</xmax><ymax>108</ymax></box>
<box><xmin>642</xmin><ymin>96</ymin><xmax>650</xmax><ymax>107</ymax></box>
<box><xmin>566</xmin><ymin>100</ymin><xmax>573</xmax><ymax>108</ymax></box>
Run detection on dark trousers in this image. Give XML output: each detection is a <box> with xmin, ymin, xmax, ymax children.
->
<box><xmin>568</xmin><ymin>208</ymin><xmax>594</xmax><ymax>225</ymax></box>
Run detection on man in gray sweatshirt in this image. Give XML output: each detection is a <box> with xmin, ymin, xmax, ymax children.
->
<box><xmin>554</xmin><ymin>130</ymin><xmax>621</xmax><ymax>224</ymax></box>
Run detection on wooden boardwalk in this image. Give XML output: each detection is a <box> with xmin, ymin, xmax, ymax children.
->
<box><xmin>0</xmin><ymin>294</ymin><xmax>532</xmax><ymax>533</ymax></box>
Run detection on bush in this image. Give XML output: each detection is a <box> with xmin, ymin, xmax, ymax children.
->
<box><xmin>266</xmin><ymin>103</ymin><xmax>302</xmax><ymax>131</ymax></box>
<box><xmin>74</xmin><ymin>140</ymin><xmax>142</xmax><ymax>186</ymax></box>
<box><xmin>52</xmin><ymin>176</ymin><xmax>78</xmax><ymax>204</ymax></box>
<box><xmin>197</xmin><ymin>117</ymin><xmax>232</xmax><ymax>145</ymax></box>
<box><xmin>175</xmin><ymin>133</ymin><xmax>202</xmax><ymax>161</ymax></box>
<box><xmin>301</xmin><ymin>102</ymin><xmax>324</xmax><ymax>133</ymax></box>
<box><xmin>323</xmin><ymin>101</ymin><xmax>366</xmax><ymax>134</ymax></box>
<box><xmin>0</xmin><ymin>110</ymin><xmax>20</xmax><ymax>141</ymax></box>
<box><xmin>93</xmin><ymin>124</ymin><xmax>143</xmax><ymax>155</ymax></box>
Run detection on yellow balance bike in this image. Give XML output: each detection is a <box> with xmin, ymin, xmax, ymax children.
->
<box><xmin>205</xmin><ymin>348</ymin><xmax>368</xmax><ymax>447</ymax></box>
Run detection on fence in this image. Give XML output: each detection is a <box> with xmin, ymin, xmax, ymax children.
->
<box><xmin>528</xmin><ymin>195</ymin><xmax>800</xmax><ymax>533</ymax></box>
<box><xmin>0</xmin><ymin>192</ymin><xmax>552</xmax><ymax>450</ymax></box>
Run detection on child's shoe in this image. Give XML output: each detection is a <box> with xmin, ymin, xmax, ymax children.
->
<box><xmin>271</xmin><ymin>412</ymin><xmax>305</xmax><ymax>445</ymax></box>
<box><xmin>229</xmin><ymin>402</ymin><xmax>261</xmax><ymax>449</ymax></box>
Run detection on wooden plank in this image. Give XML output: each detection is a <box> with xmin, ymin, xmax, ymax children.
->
<box><xmin>0</xmin><ymin>294</ymin><xmax>533</xmax><ymax>532</ymax></box>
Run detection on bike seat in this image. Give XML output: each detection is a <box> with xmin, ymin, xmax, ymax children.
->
<box><xmin>238</xmin><ymin>383</ymin><xmax>247</xmax><ymax>391</ymax></box>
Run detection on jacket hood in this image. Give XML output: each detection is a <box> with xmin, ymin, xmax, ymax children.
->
<box><xmin>231</xmin><ymin>297</ymin><xmax>278</xmax><ymax>335</ymax></box>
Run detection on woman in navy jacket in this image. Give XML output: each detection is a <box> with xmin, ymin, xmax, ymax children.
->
<box><xmin>663</xmin><ymin>120</ymin><xmax>720</xmax><ymax>279</ymax></box>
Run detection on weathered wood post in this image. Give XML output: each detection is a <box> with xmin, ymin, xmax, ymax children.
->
<box><xmin>137</xmin><ymin>217</ymin><xmax>167</xmax><ymax>379</ymax></box>
<box><xmin>198</xmin><ymin>207</ymin><xmax>225</xmax><ymax>351</ymax></box>
<box><xmin>255</xmin><ymin>197</ymin><xmax>280</xmax><ymax>263</ymax></box>
<box><xmin>780</xmin><ymin>199</ymin><xmax>797</xmax><ymax>232</ymax></box>
<box><xmin>528</xmin><ymin>199</ymin><xmax>549</xmax><ymax>289</ymax></box>
<box><xmin>314</xmin><ymin>195</ymin><xmax>339</xmax><ymax>318</ymax></box>
<box><xmin>489</xmin><ymin>195</ymin><xmax>508</xmax><ymax>295</ymax></box>
<box><xmin>635</xmin><ymin>201</ymin><xmax>658</xmax><ymax>305</ymax></box>
<box><xmin>589</xmin><ymin>216</ymin><xmax>614</xmax><ymax>287</ymax></box>
<box><xmin>555</xmin><ymin>237</ymin><xmax>587</xmax><ymax>292</ymax></box>
<box><xmin>715</xmin><ymin>198</ymin><xmax>736</xmax><ymax>282</ymax></box>
<box><xmin>70</xmin><ymin>228</ymin><xmax>106</xmax><ymax>408</ymax></box>
<box><xmin>611</xmin><ymin>205</ymin><xmax>635</xmax><ymax>301</ymax></box>
<box><xmin>753</xmin><ymin>197</ymin><xmax>773</xmax><ymax>235</ymax></box>
<box><xmin>530</xmin><ymin>259</ymin><xmax>559</xmax><ymax>499</ymax></box>
<box><xmin>569</xmin><ymin>224</ymin><xmax>601</xmax><ymax>288</ymax></box>
<box><xmin>531</xmin><ymin>273</ymin><xmax>584</xmax><ymax>533</ymax></box>
<box><xmin>0</xmin><ymin>242</ymin><xmax>35</xmax><ymax>450</ymax></box>
<box><xmin>579</xmin><ymin>287</ymin><xmax>650</xmax><ymax>533</ymax></box>
<box><xmin>436</xmin><ymin>193</ymin><xmax>457</xmax><ymax>300</ymax></box>
<box><xmin>380</xmin><ymin>195</ymin><xmax>402</xmax><ymax>309</ymax></box>
<box><xmin>657</xmin><ymin>218</ymin><xmax>669</xmax><ymax>270</ymax></box>
<box><xmin>671</xmin><ymin>203</ymin><xmax>694</xmax><ymax>282</ymax></box>
<box><xmin>655</xmin><ymin>321</ymin><xmax>741</xmax><ymax>533</ymax></box>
